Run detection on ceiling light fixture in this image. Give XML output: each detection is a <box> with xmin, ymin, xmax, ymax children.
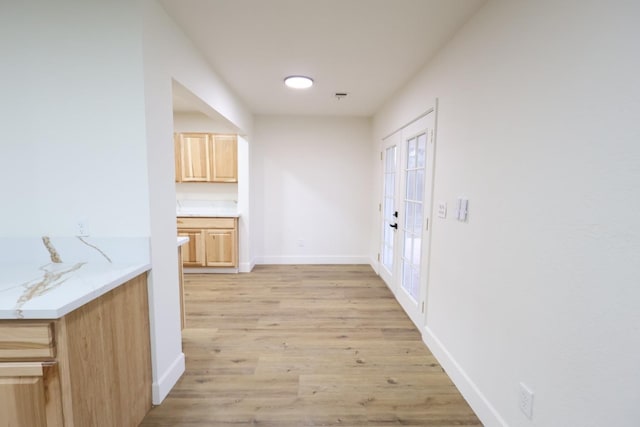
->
<box><xmin>284</xmin><ymin>75</ymin><xmax>314</xmax><ymax>89</ymax></box>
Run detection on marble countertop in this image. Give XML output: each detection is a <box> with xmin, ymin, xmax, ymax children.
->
<box><xmin>177</xmin><ymin>236</ymin><xmax>189</xmax><ymax>246</ymax></box>
<box><xmin>0</xmin><ymin>237</ymin><xmax>150</xmax><ymax>320</ymax></box>
<box><xmin>176</xmin><ymin>200</ymin><xmax>239</xmax><ymax>218</ymax></box>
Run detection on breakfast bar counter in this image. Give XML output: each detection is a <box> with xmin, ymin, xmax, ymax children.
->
<box><xmin>0</xmin><ymin>236</ymin><xmax>153</xmax><ymax>426</ymax></box>
<box><xmin>0</xmin><ymin>236</ymin><xmax>150</xmax><ymax>319</ymax></box>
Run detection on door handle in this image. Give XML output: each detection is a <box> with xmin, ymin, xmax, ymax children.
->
<box><xmin>389</xmin><ymin>223</ymin><xmax>398</xmax><ymax>229</ymax></box>
<box><xmin>393</xmin><ymin>211</ymin><xmax>398</xmax><ymax>218</ymax></box>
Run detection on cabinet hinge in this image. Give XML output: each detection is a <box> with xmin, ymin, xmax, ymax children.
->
<box><xmin>377</xmin><ymin>253</ymin><xmax>380</xmax><ymax>262</ymax></box>
<box><xmin>380</xmin><ymin>152</ymin><xmax>383</xmax><ymax>161</ymax></box>
<box><xmin>425</xmin><ymin>218</ymin><xmax>429</xmax><ymax>231</ymax></box>
<box><xmin>421</xmin><ymin>301</ymin><xmax>425</xmax><ymax>313</ymax></box>
<box><xmin>378</xmin><ymin>203</ymin><xmax>381</xmax><ymax>212</ymax></box>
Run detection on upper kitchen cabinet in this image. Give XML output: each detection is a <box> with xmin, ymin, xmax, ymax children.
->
<box><xmin>212</xmin><ymin>135</ymin><xmax>238</xmax><ymax>182</ymax></box>
<box><xmin>175</xmin><ymin>133</ymin><xmax>211</xmax><ymax>182</ymax></box>
<box><xmin>175</xmin><ymin>133</ymin><xmax>237</xmax><ymax>183</ymax></box>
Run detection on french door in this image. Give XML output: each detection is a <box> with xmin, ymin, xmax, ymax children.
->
<box><xmin>379</xmin><ymin>111</ymin><xmax>436</xmax><ymax>330</ymax></box>
<box><xmin>379</xmin><ymin>133</ymin><xmax>401</xmax><ymax>288</ymax></box>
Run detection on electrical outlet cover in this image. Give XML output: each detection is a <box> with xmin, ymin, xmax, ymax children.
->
<box><xmin>519</xmin><ymin>382</ymin><xmax>534</xmax><ymax>419</ymax></box>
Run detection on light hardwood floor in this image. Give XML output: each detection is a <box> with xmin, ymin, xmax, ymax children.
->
<box><xmin>140</xmin><ymin>265</ymin><xmax>481</xmax><ymax>426</ymax></box>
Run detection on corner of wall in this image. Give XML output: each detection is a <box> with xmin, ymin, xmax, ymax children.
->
<box><xmin>423</xmin><ymin>327</ymin><xmax>507</xmax><ymax>427</ymax></box>
<box><xmin>151</xmin><ymin>351</ymin><xmax>185</xmax><ymax>405</ymax></box>
<box><xmin>240</xmin><ymin>260</ymin><xmax>256</xmax><ymax>273</ymax></box>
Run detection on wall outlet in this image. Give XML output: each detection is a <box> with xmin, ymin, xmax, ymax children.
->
<box><xmin>297</xmin><ymin>239</ymin><xmax>305</xmax><ymax>248</ymax></box>
<box><xmin>77</xmin><ymin>219</ymin><xmax>89</xmax><ymax>237</ymax></box>
<box><xmin>437</xmin><ymin>202</ymin><xmax>447</xmax><ymax>218</ymax></box>
<box><xmin>519</xmin><ymin>382</ymin><xmax>534</xmax><ymax>419</ymax></box>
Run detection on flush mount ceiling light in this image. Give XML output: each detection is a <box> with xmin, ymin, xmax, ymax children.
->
<box><xmin>284</xmin><ymin>75</ymin><xmax>314</xmax><ymax>89</ymax></box>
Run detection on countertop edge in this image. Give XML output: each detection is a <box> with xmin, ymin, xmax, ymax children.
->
<box><xmin>0</xmin><ymin>263</ymin><xmax>151</xmax><ymax>320</ymax></box>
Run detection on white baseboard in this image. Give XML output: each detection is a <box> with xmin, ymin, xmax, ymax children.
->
<box><xmin>255</xmin><ymin>255</ymin><xmax>370</xmax><ymax>265</ymax></box>
<box><xmin>423</xmin><ymin>327</ymin><xmax>507</xmax><ymax>427</ymax></box>
<box><xmin>152</xmin><ymin>352</ymin><xmax>185</xmax><ymax>405</ymax></box>
<box><xmin>369</xmin><ymin>256</ymin><xmax>379</xmax><ymax>274</ymax></box>
<box><xmin>239</xmin><ymin>260</ymin><xmax>255</xmax><ymax>273</ymax></box>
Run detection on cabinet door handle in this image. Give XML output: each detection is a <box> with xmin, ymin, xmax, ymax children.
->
<box><xmin>389</xmin><ymin>223</ymin><xmax>398</xmax><ymax>229</ymax></box>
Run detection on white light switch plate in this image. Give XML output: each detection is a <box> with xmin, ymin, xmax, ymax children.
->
<box><xmin>457</xmin><ymin>198</ymin><xmax>468</xmax><ymax>221</ymax></box>
<box><xmin>437</xmin><ymin>202</ymin><xmax>447</xmax><ymax>218</ymax></box>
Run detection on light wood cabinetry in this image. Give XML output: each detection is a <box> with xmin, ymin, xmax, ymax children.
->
<box><xmin>0</xmin><ymin>274</ymin><xmax>151</xmax><ymax>427</ymax></box>
<box><xmin>177</xmin><ymin>217</ymin><xmax>238</xmax><ymax>268</ymax></box>
<box><xmin>204</xmin><ymin>229</ymin><xmax>236</xmax><ymax>266</ymax></box>
<box><xmin>175</xmin><ymin>133</ymin><xmax>211</xmax><ymax>182</ymax></box>
<box><xmin>0</xmin><ymin>322</ymin><xmax>55</xmax><ymax>359</ymax></box>
<box><xmin>175</xmin><ymin>133</ymin><xmax>237</xmax><ymax>183</ymax></box>
<box><xmin>211</xmin><ymin>134</ymin><xmax>238</xmax><ymax>182</ymax></box>
<box><xmin>0</xmin><ymin>362</ymin><xmax>63</xmax><ymax>427</ymax></box>
<box><xmin>178</xmin><ymin>229</ymin><xmax>205</xmax><ymax>267</ymax></box>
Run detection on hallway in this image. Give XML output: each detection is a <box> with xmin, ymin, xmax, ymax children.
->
<box><xmin>140</xmin><ymin>265</ymin><xmax>480</xmax><ymax>426</ymax></box>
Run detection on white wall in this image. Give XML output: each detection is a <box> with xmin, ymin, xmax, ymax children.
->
<box><xmin>237</xmin><ymin>136</ymin><xmax>252</xmax><ymax>272</ymax></box>
<box><xmin>0</xmin><ymin>0</ymin><xmax>149</xmax><ymax>237</ymax></box>
<box><xmin>374</xmin><ymin>1</ymin><xmax>640</xmax><ymax>426</ymax></box>
<box><xmin>0</xmin><ymin>0</ymin><xmax>253</xmax><ymax>406</ymax></box>
<box><xmin>176</xmin><ymin>183</ymin><xmax>238</xmax><ymax>201</ymax></box>
<box><xmin>142</xmin><ymin>0</ymin><xmax>253</xmax><ymax>403</ymax></box>
<box><xmin>252</xmin><ymin>116</ymin><xmax>372</xmax><ymax>264</ymax></box>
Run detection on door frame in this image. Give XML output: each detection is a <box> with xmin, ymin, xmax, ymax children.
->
<box><xmin>378</xmin><ymin>102</ymin><xmax>438</xmax><ymax>331</ymax></box>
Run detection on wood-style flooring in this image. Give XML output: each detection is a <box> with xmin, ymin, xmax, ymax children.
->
<box><xmin>140</xmin><ymin>265</ymin><xmax>481</xmax><ymax>426</ymax></box>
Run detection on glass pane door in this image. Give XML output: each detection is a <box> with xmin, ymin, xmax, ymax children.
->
<box><xmin>401</xmin><ymin>133</ymin><xmax>427</xmax><ymax>301</ymax></box>
<box><xmin>382</xmin><ymin>145</ymin><xmax>397</xmax><ymax>272</ymax></box>
<box><xmin>379</xmin><ymin>138</ymin><xmax>400</xmax><ymax>290</ymax></box>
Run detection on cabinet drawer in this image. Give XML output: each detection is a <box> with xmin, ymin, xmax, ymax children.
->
<box><xmin>177</xmin><ymin>217</ymin><xmax>236</xmax><ymax>229</ymax></box>
<box><xmin>0</xmin><ymin>322</ymin><xmax>55</xmax><ymax>360</ymax></box>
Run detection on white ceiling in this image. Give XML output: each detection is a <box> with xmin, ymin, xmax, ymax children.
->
<box><xmin>161</xmin><ymin>0</ymin><xmax>486</xmax><ymax>117</ymax></box>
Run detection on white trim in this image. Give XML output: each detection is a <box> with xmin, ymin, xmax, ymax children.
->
<box><xmin>239</xmin><ymin>261</ymin><xmax>255</xmax><ymax>273</ymax></box>
<box><xmin>369</xmin><ymin>255</ymin><xmax>379</xmax><ymax>274</ymax></box>
<box><xmin>152</xmin><ymin>352</ymin><xmax>185</xmax><ymax>405</ymax></box>
<box><xmin>255</xmin><ymin>255</ymin><xmax>370</xmax><ymax>265</ymax></box>
<box><xmin>381</xmin><ymin>106</ymin><xmax>436</xmax><ymax>140</ymax></box>
<box><xmin>423</xmin><ymin>327</ymin><xmax>508</xmax><ymax>427</ymax></box>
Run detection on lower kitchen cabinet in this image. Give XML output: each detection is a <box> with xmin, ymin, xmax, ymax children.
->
<box><xmin>0</xmin><ymin>273</ymin><xmax>151</xmax><ymax>427</ymax></box>
<box><xmin>177</xmin><ymin>229</ymin><xmax>205</xmax><ymax>266</ymax></box>
<box><xmin>204</xmin><ymin>229</ymin><xmax>236</xmax><ymax>266</ymax></box>
<box><xmin>0</xmin><ymin>362</ymin><xmax>63</xmax><ymax>427</ymax></box>
<box><xmin>177</xmin><ymin>217</ymin><xmax>238</xmax><ymax>268</ymax></box>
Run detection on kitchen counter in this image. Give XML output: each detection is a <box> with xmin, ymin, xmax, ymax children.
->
<box><xmin>176</xmin><ymin>199</ymin><xmax>239</xmax><ymax>218</ymax></box>
<box><xmin>0</xmin><ymin>236</ymin><xmax>150</xmax><ymax>319</ymax></box>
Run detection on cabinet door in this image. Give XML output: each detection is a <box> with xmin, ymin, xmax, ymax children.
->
<box><xmin>0</xmin><ymin>362</ymin><xmax>63</xmax><ymax>427</ymax></box>
<box><xmin>204</xmin><ymin>229</ymin><xmax>237</xmax><ymax>267</ymax></box>
<box><xmin>177</xmin><ymin>133</ymin><xmax>211</xmax><ymax>182</ymax></box>
<box><xmin>178</xmin><ymin>230</ymin><xmax>205</xmax><ymax>267</ymax></box>
<box><xmin>211</xmin><ymin>135</ymin><xmax>237</xmax><ymax>182</ymax></box>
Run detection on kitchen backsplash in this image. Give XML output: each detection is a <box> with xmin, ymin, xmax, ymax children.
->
<box><xmin>175</xmin><ymin>182</ymin><xmax>238</xmax><ymax>202</ymax></box>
